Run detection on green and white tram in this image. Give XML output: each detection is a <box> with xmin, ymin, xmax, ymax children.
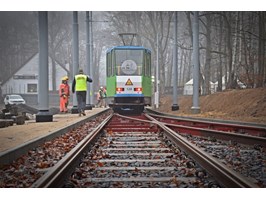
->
<box><xmin>106</xmin><ymin>46</ymin><xmax>152</xmax><ymax>114</ymax></box>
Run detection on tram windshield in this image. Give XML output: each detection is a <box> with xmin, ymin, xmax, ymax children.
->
<box><xmin>115</xmin><ymin>49</ymin><xmax>143</xmax><ymax>76</ymax></box>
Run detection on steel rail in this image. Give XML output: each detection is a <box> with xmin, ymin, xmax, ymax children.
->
<box><xmin>115</xmin><ymin>113</ymin><xmax>266</xmax><ymax>147</ymax></box>
<box><xmin>31</xmin><ymin>113</ymin><xmax>113</xmax><ymax>188</ymax></box>
<box><xmin>145</xmin><ymin>108</ymin><xmax>266</xmax><ymax>128</ymax></box>
<box><xmin>104</xmin><ymin>113</ymin><xmax>159</xmax><ymax>132</ymax></box>
<box><xmin>145</xmin><ymin>114</ymin><xmax>258</xmax><ymax>188</ymax></box>
<box><xmin>146</xmin><ymin>109</ymin><xmax>266</xmax><ymax>137</ymax></box>
<box><xmin>163</xmin><ymin>120</ymin><xmax>266</xmax><ymax>148</ymax></box>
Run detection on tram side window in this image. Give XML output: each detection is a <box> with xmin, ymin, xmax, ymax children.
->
<box><xmin>107</xmin><ymin>53</ymin><xmax>111</xmax><ymax>76</ymax></box>
<box><xmin>144</xmin><ymin>51</ymin><xmax>147</xmax><ymax>76</ymax></box>
<box><xmin>144</xmin><ymin>51</ymin><xmax>151</xmax><ymax>76</ymax></box>
<box><xmin>148</xmin><ymin>52</ymin><xmax>151</xmax><ymax>76</ymax></box>
<box><xmin>111</xmin><ymin>50</ymin><xmax>115</xmax><ymax>76</ymax></box>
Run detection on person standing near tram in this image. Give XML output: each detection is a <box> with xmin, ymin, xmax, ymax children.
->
<box><xmin>96</xmin><ymin>86</ymin><xmax>107</xmax><ymax>108</ymax></box>
<box><xmin>72</xmin><ymin>69</ymin><xmax>93</xmax><ymax>116</ymax></box>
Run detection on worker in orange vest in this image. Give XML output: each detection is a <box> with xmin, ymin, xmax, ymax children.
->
<box><xmin>64</xmin><ymin>76</ymin><xmax>70</xmax><ymax>110</ymax></box>
<box><xmin>59</xmin><ymin>76</ymin><xmax>70</xmax><ymax>113</ymax></box>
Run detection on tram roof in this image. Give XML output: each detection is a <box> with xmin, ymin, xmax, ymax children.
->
<box><xmin>106</xmin><ymin>46</ymin><xmax>151</xmax><ymax>53</ymax></box>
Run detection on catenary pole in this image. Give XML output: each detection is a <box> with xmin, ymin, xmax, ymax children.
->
<box><xmin>89</xmin><ymin>11</ymin><xmax>94</xmax><ymax>107</ymax></box>
<box><xmin>71</xmin><ymin>11</ymin><xmax>79</xmax><ymax>113</ymax></box>
<box><xmin>36</xmin><ymin>11</ymin><xmax>53</xmax><ymax>122</ymax></box>
<box><xmin>85</xmin><ymin>11</ymin><xmax>92</xmax><ymax>109</ymax></box>
<box><xmin>155</xmin><ymin>33</ymin><xmax>159</xmax><ymax>109</ymax></box>
<box><xmin>172</xmin><ymin>11</ymin><xmax>179</xmax><ymax>111</ymax></box>
<box><xmin>191</xmin><ymin>11</ymin><xmax>201</xmax><ymax>114</ymax></box>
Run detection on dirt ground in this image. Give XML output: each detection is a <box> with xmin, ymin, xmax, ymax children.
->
<box><xmin>158</xmin><ymin>88</ymin><xmax>266</xmax><ymax>124</ymax></box>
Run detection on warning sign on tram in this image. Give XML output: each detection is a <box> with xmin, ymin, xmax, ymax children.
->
<box><xmin>125</xmin><ymin>78</ymin><xmax>133</xmax><ymax>85</ymax></box>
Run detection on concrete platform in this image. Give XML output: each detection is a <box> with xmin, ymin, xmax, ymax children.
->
<box><xmin>0</xmin><ymin>108</ymin><xmax>108</xmax><ymax>153</ymax></box>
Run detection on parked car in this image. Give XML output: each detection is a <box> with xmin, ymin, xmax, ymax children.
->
<box><xmin>4</xmin><ymin>94</ymin><xmax>26</xmax><ymax>105</ymax></box>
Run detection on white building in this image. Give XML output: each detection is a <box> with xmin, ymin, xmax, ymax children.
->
<box><xmin>183</xmin><ymin>79</ymin><xmax>194</xmax><ymax>95</ymax></box>
<box><xmin>183</xmin><ymin>78</ymin><xmax>215</xmax><ymax>95</ymax></box>
<box><xmin>1</xmin><ymin>53</ymin><xmax>68</xmax><ymax>95</ymax></box>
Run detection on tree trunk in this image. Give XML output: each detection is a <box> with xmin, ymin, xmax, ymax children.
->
<box><xmin>179</xmin><ymin>49</ymin><xmax>184</xmax><ymax>86</ymax></box>
<box><xmin>225</xmin><ymin>12</ymin><xmax>233</xmax><ymax>89</ymax></box>
<box><xmin>217</xmin><ymin>14</ymin><xmax>223</xmax><ymax>92</ymax></box>
<box><xmin>257</xmin><ymin>12</ymin><xmax>265</xmax><ymax>87</ymax></box>
<box><xmin>203</xmin><ymin>14</ymin><xmax>211</xmax><ymax>95</ymax></box>
<box><xmin>185</xmin><ymin>12</ymin><xmax>193</xmax><ymax>83</ymax></box>
<box><xmin>51</xmin><ymin>56</ymin><xmax>57</xmax><ymax>92</ymax></box>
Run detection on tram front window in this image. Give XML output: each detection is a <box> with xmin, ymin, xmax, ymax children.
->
<box><xmin>116</xmin><ymin>50</ymin><xmax>143</xmax><ymax>76</ymax></box>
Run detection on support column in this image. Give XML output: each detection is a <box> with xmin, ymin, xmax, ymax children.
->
<box><xmin>89</xmin><ymin>11</ymin><xmax>94</xmax><ymax>108</ymax></box>
<box><xmin>85</xmin><ymin>11</ymin><xmax>92</xmax><ymax>110</ymax></box>
<box><xmin>36</xmin><ymin>11</ymin><xmax>53</xmax><ymax>122</ymax></box>
<box><xmin>172</xmin><ymin>11</ymin><xmax>179</xmax><ymax>111</ymax></box>
<box><xmin>191</xmin><ymin>11</ymin><xmax>201</xmax><ymax>114</ymax></box>
<box><xmin>71</xmin><ymin>11</ymin><xmax>79</xmax><ymax>114</ymax></box>
<box><xmin>155</xmin><ymin>33</ymin><xmax>159</xmax><ymax>109</ymax></box>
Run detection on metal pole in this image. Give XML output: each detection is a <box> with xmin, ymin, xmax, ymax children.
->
<box><xmin>191</xmin><ymin>11</ymin><xmax>201</xmax><ymax>114</ymax></box>
<box><xmin>172</xmin><ymin>11</ymin><xmax>179</xmax><ymax>111</ymax></box>
<box><xmin>155</xmin><ymin>33</ymin><xmax>159</xmax><ymax>109</ymax></box>
<box><xmin>36</xmin><ymin>11</ymin><xmax>53</xmax><ymax>122</ymax></box>
<box><xmin>85</xmin><ymin>11</ymin><xmax>92</xmax><ymax>110</ymax></box>
<box><xmin>71</xmin><ymin>11</ymin><xmax>79</xmax><ymax>114</ymax></box>
<box><xmin>89</xmin><ymin>11</ymin><xmax>94</xmax><ymax>107</ymax></box>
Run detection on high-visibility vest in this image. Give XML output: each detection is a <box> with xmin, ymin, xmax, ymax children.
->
<box><xmin>75</xmin><ymin>74</ymin><xmax>87</xmax><ymax>91</ymax></box>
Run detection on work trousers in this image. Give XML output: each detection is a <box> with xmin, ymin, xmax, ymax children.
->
<box><xmin>97</xmin><ymin>98</ymin><xmax>106</xmax><ymax>108</ymax></box>
<box><xmin>76</xmin><ymin>91</ymin><xmax>86</xmax><ymax>113</ymax></box>
<box><xmin>60</xmin><ymin>96</ymin><xmax>68</xmax><ymax>112</ymax></box>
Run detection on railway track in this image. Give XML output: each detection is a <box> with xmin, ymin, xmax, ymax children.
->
<box><xmin>32</xmin><ymin>113</ymin><xmax>265</xmax><ymax>187</ymax></box>
<box><xmin>1</xmin><ymin>110</ymin><xmax>265</xmax><ymax>188</ymax></box>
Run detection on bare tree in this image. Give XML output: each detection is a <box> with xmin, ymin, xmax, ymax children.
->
<box><xmin>143</xmin><ymin>12</ymin><xmax>174</xmax><ymax>93</ymax></box>
<box><xmin>201</xmin><ymin>12</ymin><xmax>212</xmax><ymax>95</ymax></box>
<box><xmin>182</xmin><ymin>12</ymin><xmax>193</xmax><ymax>83</ymax></box>
<box><xmin>257</xmin><ymin>12</ymin><xmax>265</xmax><ymax>87</ymax></box>
<box><xmin>48</xmin><ymin>12</ymin><xmax>72</xmax><ymax>91</ymax></box>
<box><xmin>217</xmin><ymin>14</ymin><xmax>224</xmax><ymax>92</ymax></box>
<box><xmin>1</xmin><ymin>11</ymin><xmax>266</xmax><ymax>97</ymax></box>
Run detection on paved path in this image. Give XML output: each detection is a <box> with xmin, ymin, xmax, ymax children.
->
<box><xmin>0</xmin><ymin>108</ymin><xmax>106</xmax><ymax>153</ymax></box>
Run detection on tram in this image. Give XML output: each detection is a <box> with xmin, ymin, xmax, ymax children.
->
<box><xmin>106</xmin><ymin>39</ymin><xmax>152</xmax><ymax>114</ymax></box>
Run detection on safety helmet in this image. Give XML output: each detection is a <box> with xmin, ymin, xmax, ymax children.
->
<box><xmin>100</xmin><ymin>86</ymin><xmax>103</xmax><ymax>89</ymax></box>
<box><xmin>62</xmin><ymin>76</ymin><xmax>68</xmax><ymax>81</ymax></box>
<box><xmin>79</xmin><ymin>69</ymin><xmax>84</xmax><ymax>74</ymax></box>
